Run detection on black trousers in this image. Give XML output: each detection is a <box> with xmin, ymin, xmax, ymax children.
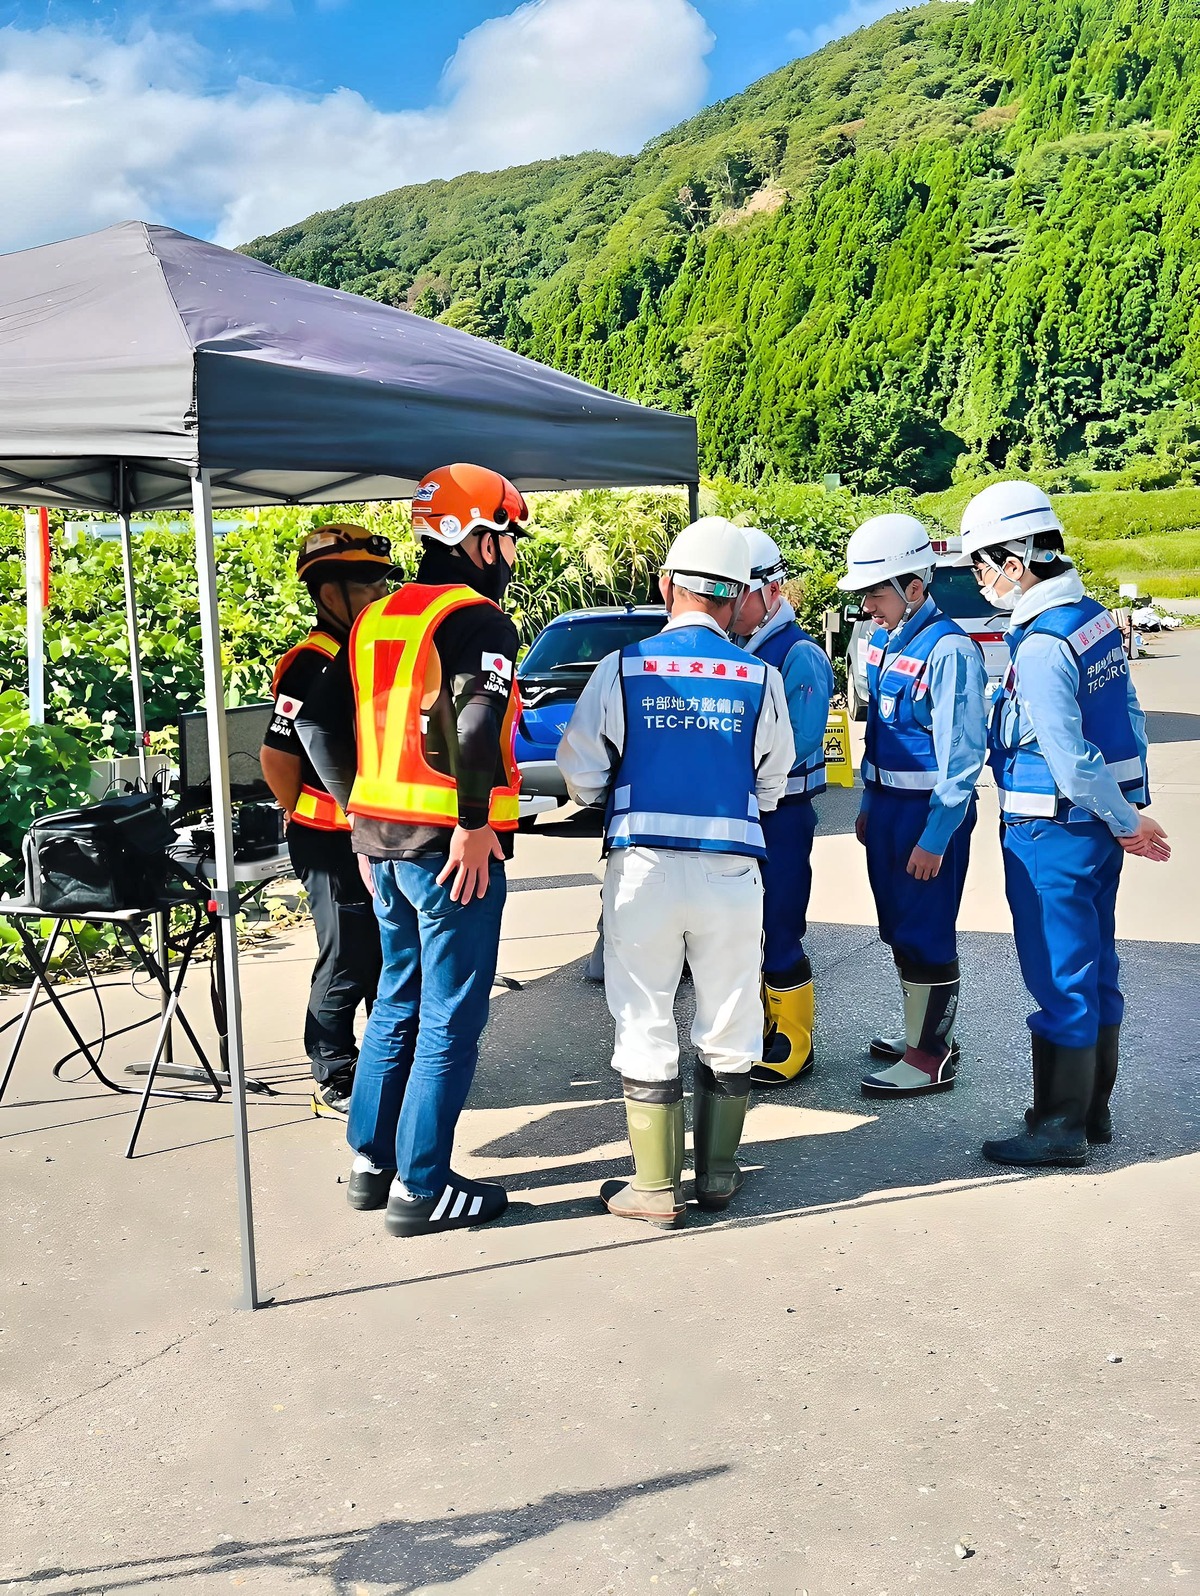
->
<box><xmin>287</xmin><ymin>823</ymin><xmax>382</xmax><ymax>1082</ymax></box>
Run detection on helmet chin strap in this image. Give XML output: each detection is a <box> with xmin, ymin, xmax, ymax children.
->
<box><xmin>888</xmin><ymin>568</ymin><xmax>930</xmax><ymax>621</ymax></box>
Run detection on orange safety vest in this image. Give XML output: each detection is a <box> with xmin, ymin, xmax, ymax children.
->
<box><xmin>270</xmin><ymin>629</ymin><xmax>351</xmax><ymax>833</ymax></box>
<box><xmin>347</xmin><ymin>584</ymin><xmax>521</xmax><ymax>831</ymax></box>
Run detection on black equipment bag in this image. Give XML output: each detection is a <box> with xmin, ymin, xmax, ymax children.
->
<box><xmin>23</xmin><ymin>793</ymin><xmax>178</xmax><ymax>914</ymax></box>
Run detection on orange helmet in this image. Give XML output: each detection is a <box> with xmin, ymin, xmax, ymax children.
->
<box><xmin>296</xmin><ymin>523</ymin><xmax>397</xmax><ymax>585</ymax></box>
<box><xmin>412</xmin><ymin>463</ymin><xmax>529</xmax><ymax>547</ymax></box>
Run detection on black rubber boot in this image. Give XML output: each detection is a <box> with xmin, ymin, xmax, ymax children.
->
<box><xmin>1023</xmin><ymin>1031</ymin><xmax>1054</xmax><ymax>1129</ymax></box>
<box><xmin>1087</xmin><ymin>1024</ymin><xmax>1119</xmax><ymax>1144</ymax></box>
<box><xmin>983</xmin><ymin>1041</ymin><xmax>1095</xmax><ymax>1167</ymax></box>
<box><xmin>692</xmin><ymin>1061</ymin><xmax>750</xmax><ymax>1211</ymax></box>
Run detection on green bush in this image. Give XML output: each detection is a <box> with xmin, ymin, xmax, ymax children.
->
<box><xmin>0</xmin><ymin>689</ymin><xmax>97</xmax><ymax>898</ymax></box>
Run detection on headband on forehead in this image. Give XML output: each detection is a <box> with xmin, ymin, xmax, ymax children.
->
<box><xmin>671</xmin><ymin>570</ymin><xmax>745</xmax><ymax>601</ymax></box>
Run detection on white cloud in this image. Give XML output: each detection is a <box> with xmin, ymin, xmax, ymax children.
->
<box><xmin>0</xmin><ymin>0</ymin><xmax>713</xmax><ymax>251</ymax></box>
<box><xmin>789</xmin><ymin>0</ymin><xmax>929</xmax><ymax>56</ymax></box>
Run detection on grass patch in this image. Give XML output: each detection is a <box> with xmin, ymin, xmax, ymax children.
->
<box><xmin>1072</xmin><ymin>534</ymin><xmax>1200</xmax><ymax>599</ymax></box>
<box><xmin>917</xmin><ymin>482</ymin><xmax>1200</xmax><ymax>598</ymax></box>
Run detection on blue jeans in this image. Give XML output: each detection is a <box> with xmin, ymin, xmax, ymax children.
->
<box><xmin>864</xmin><ymin>789</ymin><xmax>976</xmax><ymax>974</ymax></box>
<box><xmin>347</xmin><ymin>857</ymin><xmax>507</xmax><ymax>1197</ymax></box>
<box><xmin>1002</xmin><ymin>817</ymin><xmax>1124</xmax><ymax>1048</ymax></box>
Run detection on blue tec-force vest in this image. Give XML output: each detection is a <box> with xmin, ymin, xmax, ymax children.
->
<box><xmin>863</xmin><ymin>607</ymin><xmax>969</xmax><ymax>796</ymax></box>
<box><xmin>606</xmin><ymin>625</ymin><xmax>767</xmax><ymax>859</ymax></box>
<box><xmin>752</xmin><ymin>620</ymin><xmax>827</xmax><ymax>801</ymax></box>
<box><xmin>989</xmin><ymin>597</ymin><xmax>1147</xmax><ymax>822</ymax></box>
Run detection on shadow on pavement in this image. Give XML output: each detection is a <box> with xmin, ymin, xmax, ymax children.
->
<box><xmin>1143</xmin><ymin>709</ymin><xmax>1200</xmax><ymax>744</ymax></box>
<box><xmin>475</xmin><ymin>923</ymin><xmax>1200</xmax><ymax>1206</ymax></box>
<box><xmin>12</xmin><ymin>1467</ymin><xmax>727</xmax><ymax>1594</ymax></box>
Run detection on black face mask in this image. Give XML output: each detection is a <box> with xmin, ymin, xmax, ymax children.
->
<box><xmin>478</xmin><ymin>543</ymin><xmax>515</xmax><ymax>604</ymax></box>
<box><xmin>415</xmin><ymin>535</ymin><xmax>516</xmax><ymax>602</ymax></box>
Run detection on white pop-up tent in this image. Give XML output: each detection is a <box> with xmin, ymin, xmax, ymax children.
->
<box><xmin>0</xmin><ymin>220</ymin><xmax>699</xmax><ymax>1307</ymax></box>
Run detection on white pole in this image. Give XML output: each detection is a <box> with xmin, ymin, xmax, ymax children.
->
<box><xmin>191</xmin><ymin>468</ymin><xmax>262</xmax><ymax>1311</ymax></box>
<box><xmin>24</xmin><ymin>511</ymin><xmax>45</xmax><ymax>725</ymax></box>
<box><xmin>117</xmin><ymin>466</ymin><xmax>150</xmax><ymax>786</ymax></box>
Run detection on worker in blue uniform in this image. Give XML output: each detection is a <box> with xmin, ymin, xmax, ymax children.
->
<box><xmin>732</xmin><ymin>527</ymin><xmax>834</xmax><ymax>1084</ymax></box>
<box><xmin>837</xmin><ymin>514</ymin><xmax>987</xmax><ymax>1099</ymax></box>
<box><xmin>955</xmin><ymin>481</ymin><xmax>1171</xmax><ymax>1167</ymax></box>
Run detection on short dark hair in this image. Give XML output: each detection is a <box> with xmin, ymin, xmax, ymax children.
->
<box><xmin>980</xmin><ymin>531</ymin><xmax>1070</xmax><ymax>582</ymax></box>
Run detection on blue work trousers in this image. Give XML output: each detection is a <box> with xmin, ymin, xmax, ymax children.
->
<box><xmin>761</xmin><ymin>797</ymin><xmax>818</xmax><ymax>985</ymax></box>
<box><xmin>1001</xmin><ymin>817</ymin><xmax>1124</xmax><ymax>1048</ymax></box>
<box><xmin>864</xmin><ymin>789</ymin><xmax>976</xmax><ymax>975</ymax></box>
<box><xmin>347</xmin><ymin>856</ymin><xmax>507</xmax><ymax>1196</ymax></box>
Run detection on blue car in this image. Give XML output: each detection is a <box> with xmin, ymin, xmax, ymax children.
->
<box><xmin>515</xmin><ymin>605</ymin><xmax>666</xmax><ymax>827</ymax></box>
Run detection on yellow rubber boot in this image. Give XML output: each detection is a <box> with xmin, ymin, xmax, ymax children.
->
<box><xmin>752</xmin><ymin>976</ymin><xmax>815</xmax><ymax>1087</ymax></box>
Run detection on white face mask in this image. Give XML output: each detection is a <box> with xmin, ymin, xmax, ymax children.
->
<box><xmin>979</xmin><ymin>560</ymin><xmax>1021</xmax><ymax>611</ymax></box>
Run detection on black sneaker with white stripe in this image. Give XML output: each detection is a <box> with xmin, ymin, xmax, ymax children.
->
<box><xmin>384</xmin><ymin>1174</ymin><xmax>508</xmax><ymax>1237</ymax></box>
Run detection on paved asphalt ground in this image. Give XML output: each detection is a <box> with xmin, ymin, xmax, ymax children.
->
<box><xmin>1</xmin><ymin>636</ymin><xmax>1197</xmax><ymax>1596</ymax></box>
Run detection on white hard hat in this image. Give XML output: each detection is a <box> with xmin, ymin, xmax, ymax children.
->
<box><xmin>954</xmin><ymin>480</ymin><xmax>1064</xmax><ymax>565</ymax></box>
<box><xmin>664</xmin><ymin>516</ymin><xmax>751</xmax><ymax>599</ymax></box>
<box><xmin>741</xmin><ymin>526</ymin><xmax>787</xmax><ymax>592</ymax></box>
<box><xmin>837</xmin><ymin>514</ymin><xmax>934</xmax><ymax>593</ymax></box>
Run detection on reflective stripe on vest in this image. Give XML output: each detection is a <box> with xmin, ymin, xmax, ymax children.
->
<box><xmin>347</xmin><ymin>584</ymin><xmax>520</xmax><ymax>830</ymax></box>
<box><xmin>864</xmin><ymin>608</ymin><xmax>971</xmax><ymax>794</ymax></box>
<box><xmin>990</xmin><ymin>598</ymin><xmax>1147</xmax><ymax>821</ymax></box>
<box><xmin>292</xmin><ymin>785</ymin><xmax>349</xmax><ymax>832</ymax></box>
<box><xmin>606</xmin><ymin>627</ymin><xmax>768</xmax><ymax>859</ymax></box>
<box><xmin>752</xmin><ymin>618</ymin><xmax>827</xmax><ymax>800</ymax></box>
<box><xmin>272</xmin><ymin>630</ymin><xmax>350</xmax><ymax>832</ymax></box>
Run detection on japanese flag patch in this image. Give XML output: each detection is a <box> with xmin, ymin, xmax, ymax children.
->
<box><xmin>482</xmin><ymin>652</ymin><xmax>513</xmax><ymax>681</ymax></box>
<box><xmin>274</xmin><ymin>694</ymin><xmax>303</xmax><ymax>720</ymax></box>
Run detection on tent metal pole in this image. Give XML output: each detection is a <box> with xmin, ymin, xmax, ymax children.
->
<box><xmin>191</xmin><ymin>468</ymin><xmax>263</xmax><ymax>1312</ymax></box>
<box><xmin>686</xmin><ymin>481</ymin><xmax>700</xmax><ymax>523</ymax></box>
<box><xmin>116</xmin><ymin>464</ymin><xmax>150</xmax><ymax>787</ymax></box>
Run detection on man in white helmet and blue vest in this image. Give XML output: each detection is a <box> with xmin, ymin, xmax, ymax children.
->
<box><xmin>956</xmin><ymin>481</ymin><xmax>1170</xmax><ymax>1167</ymax></box>
<box><xmin>838</xmin><ymin>514</ymin><xmax>987</xmax><ymax>1099</ymax></box>
<box><xmin>731</xmin><ymin>527</ymin><xmax>834</xmax><ymax>1085</ymax></box>
<box><xmin>557</xmin><ymin>518</ymin><xmax>794</xmax><ymax>1227</ymax></box>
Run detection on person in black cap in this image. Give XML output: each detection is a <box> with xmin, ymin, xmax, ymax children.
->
<box><xmin>260</xmin><ymin>525</ymin><xmax>393</xmax><ymax>1116</ymax></box>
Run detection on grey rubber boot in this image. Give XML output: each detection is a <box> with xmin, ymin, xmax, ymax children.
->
<box><xmin>861</xmin><ymin>968</ymin><xmax>959</xmax><ymax>1097</ymax></box>
<box><xmin>692</xmin><ymin>1061</ymin><xmax>751</xmax><ymax>1211</ymax></box>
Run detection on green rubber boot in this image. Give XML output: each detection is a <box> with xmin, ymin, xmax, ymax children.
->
<box><xmin>693</xmin><ymin>1061</ymin><xmax>751</xmax><ymax>1211</ymax></box>
<box><xmin>601</xmin><ymin>1079</ymin><xmax>686</xmax><ymax>1228</ymax></box>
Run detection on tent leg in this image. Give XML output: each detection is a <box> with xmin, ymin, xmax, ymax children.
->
<box><xmin>117</xmin><ymin>465</ymin><xmax>150</xmax><ymax>788</ymax></box>
<box><xmin>687</xmin><ymin>481</ymin><xmax>700</xmax><ymax>523</ymax></box>
<box><xmin>192</xmin><ymin>469</ymin><xmax>265</xmax><ymax>1312</ymax></box>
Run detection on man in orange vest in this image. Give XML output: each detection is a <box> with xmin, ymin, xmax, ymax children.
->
<box><xmin>260</xmin><ymin>526</ymin><xmax>391</xmax><ymax>1116</ymax></box>
<box><xmin>298</xmin><ymin>465</ymin><xmax>526</xmax><ymax>1236</ymax></box>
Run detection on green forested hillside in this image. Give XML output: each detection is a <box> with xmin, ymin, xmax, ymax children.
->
<box><xmin>245</xmin><ymin>0</ymin><xmax>1200</xmax><ymax>491</ymax></box>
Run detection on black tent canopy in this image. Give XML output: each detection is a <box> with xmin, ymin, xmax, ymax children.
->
<box><xmin>0</xmin><ymin>220</ymin><xmax>698</xmax><ymax>1307</ymax></box>
<box><xmin>0</xmin><ymin>221</ymin><xmax>697</xmax><ymax>511</ymax></box>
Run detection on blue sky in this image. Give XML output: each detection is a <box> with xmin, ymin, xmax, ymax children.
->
<box><xmin>0</xmin><ymin>0</ymin><xmax>907</xmax><ymax>249</ymax></box>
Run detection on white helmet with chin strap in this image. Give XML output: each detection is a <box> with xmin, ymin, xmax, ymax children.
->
<box><xmin>663</xmin><ymin>516</ymin><xmax>751</xmax><ymax>600</ymax></box>
<box><xmin>953</xmin><ymin>480</ymin><xmax>1067</xmax><ymax>570</ymax></box>
<box><xmin>837</xmin><ymin>514</ymin><xmax>935</xmax><ymax>606</ymax></box>
<box><xmin>740</xmin><ymin>526</ymin><xmax>788</xmax><ymax>592</ymax></box>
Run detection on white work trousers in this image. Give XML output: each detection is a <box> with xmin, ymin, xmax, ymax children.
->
<box><xmin>603</xmin><ymin>845</ymin><xmax>764</xmax><ymax>1083</ymax></box>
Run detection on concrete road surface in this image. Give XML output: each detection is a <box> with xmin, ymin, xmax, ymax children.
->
<box><xmin>1</xmin><ymin>635</ymin><xmax>1197</xmax><ymax>1596</ymax></box>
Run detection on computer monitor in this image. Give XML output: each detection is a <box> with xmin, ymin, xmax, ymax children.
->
<box><xmin>177</xmin><ymin>703</ymin><xmax>275</xmax><ymax>805</ymax></box>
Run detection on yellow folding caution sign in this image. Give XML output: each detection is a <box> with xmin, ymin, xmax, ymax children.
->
<box><xmin>823</xmin><ymin>709</ymin><xmax>854</xmax><ymax>788</ymax></box>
